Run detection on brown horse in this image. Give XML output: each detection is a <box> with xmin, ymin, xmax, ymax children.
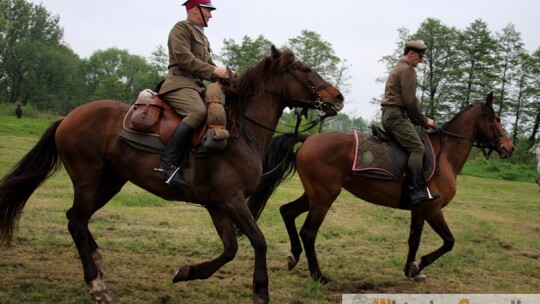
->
<box><xmin>0</xmin><ymin>46</ymin><xmax>344</xmax><ymax>303</ymax></box>
<box><xmin>246</xmin><ymin>92</ymin><xmax>514</xmax><ymax>283</ymax></box>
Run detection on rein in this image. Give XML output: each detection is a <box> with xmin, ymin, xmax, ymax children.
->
<box><xmin>228</xmin><ymin>59</ymin><xmax>332</xmax><ymax>174</ymax></box>
<box><xmin>237</xmin><ymin>59</ymin><xmax>333</xmax><ymax>138</ymax></box>
<box><xmin>437</xmin><ymin>105</ymin><xmax>504</xmax><ymax>159</ymax></box>
<box><xmin>265</xmin><ymin>60</ymin><xmax>334</xmax><ymax>116</ymax></box>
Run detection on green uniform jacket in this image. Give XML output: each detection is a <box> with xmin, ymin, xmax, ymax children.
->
<box><xmin>381</xmin><ymin>59</ymin><xmax>428</xmax><ymax>127</ymax></box>
<box><xmin>159</xmin><ymin>19</ymin><xmax>216</xmax><ymax>95</ymax></box>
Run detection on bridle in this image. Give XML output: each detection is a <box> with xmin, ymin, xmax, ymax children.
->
<box><xmin>232</xmin><ymin>59</ymin><xmax>338</xmax><ymax>157</ymax></box>
<box><xmin>439</xmin><ymin>104</ymin><xmax>505</xmax><ymax>158</ymax></box>
<box><xmin>265</xmin><ymin>60</ymin><xmax>338</xmax><ymax>119</ymax></box>
<box><xmin>242</xmin><ymin>59</ymin><xmax>338</xmax><ymax>135</ymax></box>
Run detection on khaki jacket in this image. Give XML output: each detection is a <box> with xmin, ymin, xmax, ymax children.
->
<box><xmin>159</xmin><ymin>19</ymin><xmax>216</xmax><ymax>95</ymax></box>
<box><xmin>381</xmin><ymin>59</ymin><xmax>428</xmax><ymax>127</ymax></box>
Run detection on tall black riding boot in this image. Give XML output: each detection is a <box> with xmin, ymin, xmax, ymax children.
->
<box><xmin>154</xmin><ymin>122</ymin><xmax>195</xmax><ymax>188</ymax></box>
<box><xmin>408</xmin><ymin>167</ymin><xmax>433</xmax><ymax>205</ymax></box>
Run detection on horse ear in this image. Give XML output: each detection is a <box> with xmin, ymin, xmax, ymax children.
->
<box><xmin>486</xmin><ymin>92</ymin><xmax>493</xmax><ymax>107</ymax></box>
<box><xmin>271</xmin><ymin>45</ymin><xmax>281</xmax><ymax>59</ymax></box>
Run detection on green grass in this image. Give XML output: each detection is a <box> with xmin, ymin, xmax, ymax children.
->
<box><xmin>0</xmin><ymin>115</ymin><xmax>539</xmax><ymax>303</ymax></box>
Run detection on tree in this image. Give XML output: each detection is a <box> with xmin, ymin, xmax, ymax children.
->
<box><xmin>524</xmin><ymin>48</ymin><xmax>540</xmax><ymax>144</ymax></box>
<box><xmin>286</xmin><ymin>30</ymin><xmax>351</xmax><ymax>91</ymax></box>
<box><xmin>83</xmin><ymin>48</ymin><xmax>157</xmax><ymax>102</ymax></box>
<box><xmin>494</xmin><ymin>24</ymin><xmax>524</xmax><ymax>111</ymax></box>
<box><xmin>0</xmin><ymin>0</ymin><xmax>68</xmax><ymax>107</ymax></box>
<box><xmin>147</xmin><ymin>44</ymin><xmax>168</xmax><ymax>88</ymax></box>
<box><xmin>286</xmin><ymin>30</ymin><xmax>352</xmax><ymax>133</ymax></box>
<box><xmin>451</xmin><ymin>19</ymin><xmax>498</xmax><ymax>110</ymax></box>
<box><xmin>413</xmin><ymin>18</ymin><xmax>460</xmax><ymax>121</ymax></box>
<box><xmin>216</xmin><ymin>35</ymin><xmax>271</xmax><ymax>73</ymax></box>
<box><xmin>324</xmin><ymin>112</ymin><xmax>369</xmax><ymax>133</ymax></box>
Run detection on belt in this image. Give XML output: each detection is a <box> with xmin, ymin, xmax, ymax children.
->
<box><xmin>381</xmin><ymin>105</ymin><xmax>405</xmax><ymax>111</ymax></box>
<box><xmin>168</xmin><ymin>65</ymin><xmax>192</xmax><ymax>78</ymax></box>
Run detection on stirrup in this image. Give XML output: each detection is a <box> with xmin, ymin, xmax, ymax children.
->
<box><xmin>165</xmin><ymin>167</ymin><xmax>182</xmax><ymax>185</ymax></box>
<box><xmin>425</xmin><ymin>187</ymin><xmax>440</xmax><ymax>201</ymax></box>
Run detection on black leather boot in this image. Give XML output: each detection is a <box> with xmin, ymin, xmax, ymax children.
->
<box><xmin>154</xmin><ymin>122</ymin><xmax>195</xmax><ymax>188</ymax></box>
<box><xmin>407</xmin><ymin>167</ymin><xmax>438</xmax><ymax>205</ymax></box>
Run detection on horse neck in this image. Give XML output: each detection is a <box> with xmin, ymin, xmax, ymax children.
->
<box><xmin>242</xmin><ymin>94</ymin><xmax>286</xmax><ymax>151</ymax></box>
<box><xmin>434</xmin><ymin>106</ymin><xmax>482</xmax><ymax>175</ymax></box>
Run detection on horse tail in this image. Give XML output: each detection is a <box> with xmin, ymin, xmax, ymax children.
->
<box><xmin>247</xmin><ymin>133</ymin><xmax>309</xmax><ymax>222</ymax></box>
<box><xmin>0</xmin><ymin>119</ymin><xmax>63</xmax><ymax>247</ymax></box>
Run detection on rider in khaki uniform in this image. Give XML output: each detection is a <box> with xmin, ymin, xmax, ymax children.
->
<box><xmin>155</xmin><ymin>0</ymin><xmax>235</xmax><ymax>189</ymax></box>
<box><xmin>381</xmin><ymin>40</ymin><xmax>437</xmax><ymax>205</ymax></box>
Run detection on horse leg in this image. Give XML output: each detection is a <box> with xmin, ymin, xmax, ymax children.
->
<box><xmin>417</xmin><ymin>208</ymin><xmax>455</xmax><ymax>274</ymax></box>
<box><xmin>67</xmin><ymin>208</ymin><xmax>105</xmax><ymax>278</ymax></box>
<box><xmin>172</xmin><ymin>206</ymin><xmax>238</xmax><ymax>282</ymax></box>
<box><xmin>173</xmin><ymin>202</ymin><xmax>268</xmax><ymax>303</ymax></box>
<box><xmin>298</xmin><ymin>195</ymin><xmax>336</xmax><ymax>284</ymax></box>
<box><xmin>279</xmin><ymin>193</ymin><xmax>309</xmax><ymax>271</ymax></box>
<box><xmin>67</xmin><ymin>170</ymin><xmax>126</xmax><ymax>302</ymax></box>
<box><xmin>229</xmin><ymin>201</ymin><xmax>269</xmax><ymax>304</ymax></box>
<box><xmin>403</xmin><ymin>210</ymin><xmax>425</xmax><ymax>278</ymax></box>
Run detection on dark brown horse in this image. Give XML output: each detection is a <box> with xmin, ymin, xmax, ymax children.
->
<box><xmin>246</xmin><ymin>93</ymin><xmax>514</xmax><ymax>283</ymax></box>
<box><xmin>0</xmin><ymin>46</ymin><xmax>344</xmax><ymax>303</ymax></box>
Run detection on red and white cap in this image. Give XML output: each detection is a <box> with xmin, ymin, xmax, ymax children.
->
<box><xmin>182</xmin><ymin>0</ymin><xmax>216</xmax><ymax>11</ymax></box>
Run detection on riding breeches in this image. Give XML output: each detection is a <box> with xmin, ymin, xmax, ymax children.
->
<box><xmin>161</xmin><ymin>88</ymin><xmax>207</xmax><ymax>129</ymax></box>
<box><xmin>382</xmin><ymin>106</ymin><xmax>425</xmax><ymax>168</ymax></box>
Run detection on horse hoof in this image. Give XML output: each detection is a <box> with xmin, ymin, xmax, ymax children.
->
<box><xmin>173</xmin><ymin>265</ymin><xmax>191</xmax><ymax>283</ymax></box>
<box><xmin>407</xmin><ymin>262</ymin><xmax>420</xmax><ymax>277</ymax></box>
<box><xmin>253</xmin><ymin>295</ymin><xmax>269</xmax><ymax>304</ymax></box>
<box><xmin>88</xmin><ymin>277</ymin><xmax>113</xmax><ymax>302</ymax></box>
<box><xmin>412</xmin><ymin>274</ymin><xmax>427</xmax><ymax>282</ymax></box>
<box><xmin>287</xmin><ymin>255</ymin><xmax>298</xmax><ymax>270</ymax></box>
<box><xmin>317</xmin><ymin>276</ymin><xmax>330</xmax><ymax>285</ymax></box>
<box><xmin>312</xmin><ymin>273</ymin><xmax>330</xmax><ymax>284</ymax></box>
<box><xmin>91</xmin><ymin>290</ymin><xmax>113</xmax><ymax>302</ymax></box>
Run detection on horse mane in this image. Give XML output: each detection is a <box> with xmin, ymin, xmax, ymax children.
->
<box><xmin>224</xmin><ymin>48</ymin><xmax>296</xmax><ymax>97</ymax></box>
<box><xmin>222</xmin><ymin>48</ymin><xmax>296</xmax><ymax>129</ymax></box>
<box><xmin>439</xmin><ymin>101</ymin><xmax>491</xmax><ymax>134</ymax></box>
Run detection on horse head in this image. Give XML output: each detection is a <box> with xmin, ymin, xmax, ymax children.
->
<box><xmin>476</xmin><ymin>92</ymin><xmax>514</xmax><ymax>159</ymax></box>
<box><xmin>268</xmin><ymin>45</ymin><xmax>344</xmax><ymax>116</ymax></box>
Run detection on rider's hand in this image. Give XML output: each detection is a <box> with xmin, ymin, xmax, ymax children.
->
<box><xmin>212</xmin><ymin>66</ymin><xmax>230</xmax><ymax>79</ymax></box>
<box><xmin>426</xmin><ymin>118</ymin><xmax>436</xmax><ymax>128</ymax></box>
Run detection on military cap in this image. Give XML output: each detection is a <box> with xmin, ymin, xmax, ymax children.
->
<box><xmin>182</xmin><ymin>0</ymin><xmax>216</xmax><ymax>11</ymax></box>
<box><xmin>405</xmin><ymin>40</ymin><xmax>428</xmax><ymax>54</ymax></box>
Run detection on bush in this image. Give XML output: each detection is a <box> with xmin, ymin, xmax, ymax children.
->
<box><xmin>0</xmin><ymin>103</ymin><xmax>39</xmax><ymax>118</ymax></box>
<box><xmin>461</xmin><ymin>156</ymin><xmax>536</xmax><ymax>183</ymax></box>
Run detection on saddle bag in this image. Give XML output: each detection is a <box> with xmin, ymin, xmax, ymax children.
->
<box><xmin>130</xmin><ymin>89</ymin><xmax>164</xmax><ymax>133</ymax></box>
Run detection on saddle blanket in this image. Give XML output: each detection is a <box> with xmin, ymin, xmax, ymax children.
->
<box><xmin>352</xmin><ymin>130</ymin><xmax>436</xmax><ymax>182</ymax></box>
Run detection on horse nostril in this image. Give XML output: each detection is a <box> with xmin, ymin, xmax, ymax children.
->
<box><xmin>336</xmin><ymin>93</ymin><xmax>344</xmax><ymax>102</ymax></box>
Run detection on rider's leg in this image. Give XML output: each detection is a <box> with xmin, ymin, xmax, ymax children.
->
<box><xmin>155</xmin><ymin>88</ymin><xmax>206</xmax><ymax>188</ymax></box>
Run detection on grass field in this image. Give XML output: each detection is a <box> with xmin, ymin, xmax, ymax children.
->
<box><xmin>0</xmin><ymin>116</ymin><xmax>539</xmax><ymax>303</ymax></box>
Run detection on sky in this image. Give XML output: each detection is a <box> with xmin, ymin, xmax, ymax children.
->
<box><xmin>28</xmin><ymin>0</ymin><xmax>540</xmax><ymax>121</ymax></box>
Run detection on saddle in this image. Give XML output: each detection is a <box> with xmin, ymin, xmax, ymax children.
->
<box><xmin>119</xmin><ymin>89</ymin><xmax>228</xmax><ymax>156</ymax></box>
<box><xmin>352</xmin><ymin>125</ymin><xmax>436</xmax><ymax>182</ymax></box>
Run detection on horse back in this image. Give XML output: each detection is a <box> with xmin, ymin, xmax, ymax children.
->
<box><xmin>296</xmin><ymin>132</ymin><xmax>356</xmax><ymax>180</ymax></box>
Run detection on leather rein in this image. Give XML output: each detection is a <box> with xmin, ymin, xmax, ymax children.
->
<box><xmin>228</xmin><ymin>61</ymin><xmax>334</xmax><ymax>158</ymax></box>
<box><xmin>243</xmin><ymin>60</ymin><xmax>335</xmax><ymax>135</ymax></box>
<box><xmin>437</xmin><ymin>105</ymin><xmax>505</xmax><ymax>159</ymax></box>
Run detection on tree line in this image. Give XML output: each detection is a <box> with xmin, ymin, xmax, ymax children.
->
<box><xmin>379</xmin><ymin>19</ymin><xmax>540</xmax><ymax>146</ymax></box>
<box><xmin>1</xmin><ymin>0</ymin><xmax>538</xmax><ymax>148</ymax></box>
